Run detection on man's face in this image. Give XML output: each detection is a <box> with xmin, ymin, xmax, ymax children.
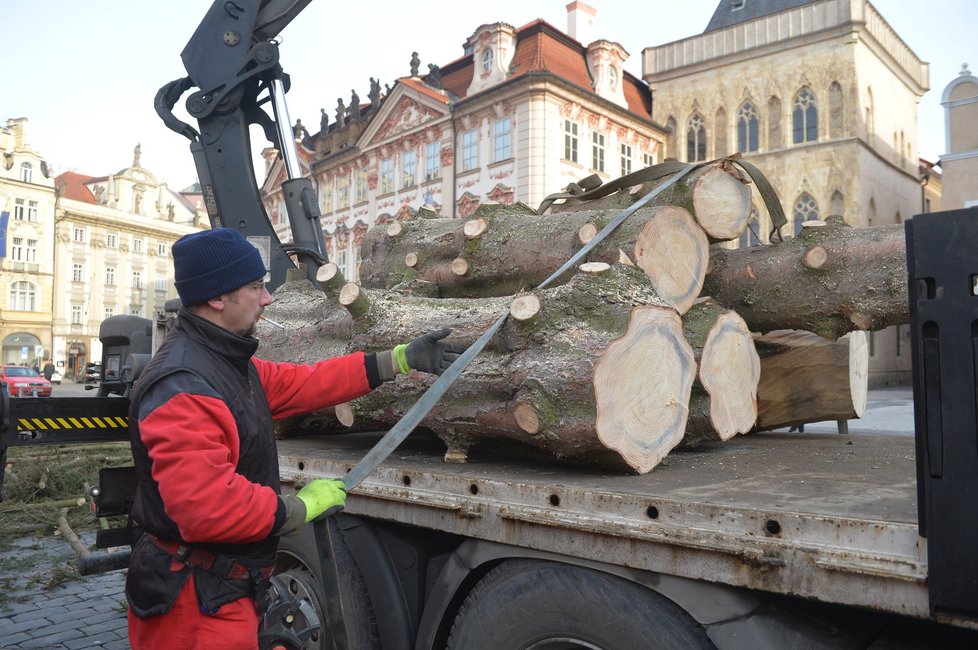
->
<box><xmin>221</xmin><ymin>279</ymin><xmax>273</xmax><ymax>337</ymax></box>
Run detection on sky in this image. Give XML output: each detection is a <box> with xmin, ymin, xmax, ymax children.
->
<box><xmin>4</xmin><ymin>1</ymin><xmax>975</xmax><ymax>191</ymax></box>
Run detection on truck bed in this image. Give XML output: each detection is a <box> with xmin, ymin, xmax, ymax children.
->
<box><xmin>277</xmin><ymin>431</ymin><xmax>934</xmax><ymax>622</ymax></box>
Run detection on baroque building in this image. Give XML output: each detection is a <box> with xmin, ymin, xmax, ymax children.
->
<box><xmin>643</xmin><ymin>0</ymin><xmax>929</xmax><ymax>385</ymax></box>
<box><xmin>53</xmin><ymin>145</ymin><xmax>205</xmax><ymax>378</ymax></box>
<box><xmin>0</xmin><ymin>118</ymin><xmax>57</xmax><ymax>369</ymax></box>
<box><xmin>262</xmin><ymin>2</ymin><xmax>666</xmax><ymax>282</ymax></box>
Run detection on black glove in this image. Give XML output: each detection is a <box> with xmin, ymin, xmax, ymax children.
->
<box><xmin>398</xmin><ymin>328</ymin><xmax>467</xmax><ymax>376</ymax></box>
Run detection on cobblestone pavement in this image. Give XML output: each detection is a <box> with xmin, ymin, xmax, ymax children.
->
<box><xmin>0</xmin><ymin>531</ymin><xmax>129</xmax><ymax>649</ymax></box>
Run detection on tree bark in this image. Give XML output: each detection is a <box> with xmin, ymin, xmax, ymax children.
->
<box><xmin>260</xmin><ymin>265</ymin><xmax>697</xmax><ymax>473</ymax></box>
<box><xmin>358</xmin><ymin>202</ymin><xmax>709</xmax><ymax>313</ymax></box>
<box><xmin>754</xmin><ymin>330</ymin><xmax>869</xmax><ymax>431</ymax></box>
<box><xmin>703</xmin><ymin>217</ymin><xmax>908</xmax><ymax>339</ymax></box>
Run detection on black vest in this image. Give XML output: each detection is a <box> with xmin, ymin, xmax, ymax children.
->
<box><xmin>129</xmin><ymin>308</ymin><xmax>279</xmax><ymax>561</ymax></box>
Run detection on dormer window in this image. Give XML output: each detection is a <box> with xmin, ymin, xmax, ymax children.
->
<box><xmin>482</xmin><ymin>48</ymin><xmax>494</xmax><ymax>72</ymax></box>
<box><xmin>731</xmin><ymin>0</ymin><xmax>746</xmax><ymax>10</ymax></box>
<box><xmin>20</xmin><ymin>162</ymin><xmax>32</xmax><ymax>183</ymax></box>
<box><xmin>608</xmin><ymin>67</ymin><xmax>618</xmax><ymax>91</ymax></box>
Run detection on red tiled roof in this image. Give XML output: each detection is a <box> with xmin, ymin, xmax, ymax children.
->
<box><xmin>430</xmin><ymin>19</ymin><xmax>652</xmax><ymax>121</ymax></box>
<box><xmin>399</xmin><ymin>77</ymin><xmax>452</xmax><ymax>104</ymax></box>
<box><xmin>55</xmin><ymin>171</ymin><xmax>98</xmax><ymax>203</ymax></box>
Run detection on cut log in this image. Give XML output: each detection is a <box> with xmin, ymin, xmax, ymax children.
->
<box><xmin>681</xmin><ymin>301</ymin><xmax>760</xmax><ymax>445</ymax></box>
<box><xmin>260</xmin><ymin>265</ymin><xmax>696</xmax><ymax>473</ymax></box>
<box><xmin>703</xmin><ymin>217</ymin><xmax>908</xmax><ymax>338</ymax></box>
<box><xmin>754</xmin><ymin>330</ymin><xmax>869</xmax><ymax>431</ymax></box>
<box><xmin>550</xmin><ymin>160</ymin><xmax>752</xmax><ymax>241</ymax></box>
<box><xmin>358</xmin><ymin>202</ymin><xmax>710</xmax><ymax>313</ymax></box>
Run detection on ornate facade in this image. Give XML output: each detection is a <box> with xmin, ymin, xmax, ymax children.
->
<box><xmin>262</xmin><ymin>6</ymin><xmax>666</xmax><ymax>282</ymax></box>
<box><xmin>939</xmin><ymin>64</ymin><xmax>978</xmax><ymax>210</ymax></box>
<box><xmin>643</xmin><ymin>0</ymin><xmax>930</xmax><ymax>385</ymax></box>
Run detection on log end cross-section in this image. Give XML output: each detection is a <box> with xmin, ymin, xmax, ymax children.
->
<box><xmin>699</xmin><ymin>311</ymin><xmax>760</xmax><ymax>441</ymax></box>
<box><xmin>691</xmin><ymin>164</ymin><xmax>753</xmax><ymax>241</ymax></box>
<box><xmin>633</xmin><ymin>207</ymin><xmax>709</xmax><ymax>315</ymax></box>
<box><xmin>593</xmin><ymin>306</ymin><xmax>696</xmax><ymax>474</ymax></box>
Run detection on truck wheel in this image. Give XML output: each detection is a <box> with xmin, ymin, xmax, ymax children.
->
<box><xmin>446</xmin><ymin>559</ymin><xmax>714</xmax><ymax>650</ymax></box>
<box><xmin>270</xmin><ymin>518</ymin><xmax>379</xmax><ymax>649</ymax></box>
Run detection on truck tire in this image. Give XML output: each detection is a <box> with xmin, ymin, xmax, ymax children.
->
<box><xmin>446</xmin><ymin>559</ymin><xmax>715</xmax><ymax>650</ymax></box>
<box><xmin>271</xmin><ymin>518</ymin><xmax>380</xmax><ymax>649</ymax></box>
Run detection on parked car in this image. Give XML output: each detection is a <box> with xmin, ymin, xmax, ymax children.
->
<box><xmin>0</xmin><ymin>366</ymin><xmax>53</xmax><ymax>397</ymax></box>
<box><xmin>50</xmin><ymin>370</ymin><xmax>62</xmax><ymax>384</ymax></box>
<box><xmin>83</xmin><ymin>362</ymin><xmax>102</xmax><ymax>385</ymax></box>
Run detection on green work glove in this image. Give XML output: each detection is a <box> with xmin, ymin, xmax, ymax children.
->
<box><xmin>393</xmin><ymin>328</ymin><xmax>467</xmax><ymax>376</ymax></box>
<box><xmin>296</xmin><ymin>479</ymin><xmax>347</xmax><ymax>523</ymax></box>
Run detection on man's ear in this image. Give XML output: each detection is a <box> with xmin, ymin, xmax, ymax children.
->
<box><xmin>206</xmin><ymin>295</ymin><xmax>226</xmax><ymax>312</ymax></box>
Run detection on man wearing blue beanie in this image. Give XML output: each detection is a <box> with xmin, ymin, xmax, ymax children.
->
<box><xmin>125</xmin><ymin>228</ymin><xmax>464</xmax><ymax>649</ymax></box>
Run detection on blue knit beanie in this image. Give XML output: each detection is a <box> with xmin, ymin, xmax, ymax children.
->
<box><xmin>172</xmin><ymin>228</ymin><xmax>267</xmax><ymax>306</ymax></box>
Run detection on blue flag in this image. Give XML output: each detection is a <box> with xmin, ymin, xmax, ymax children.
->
<box><xmin>0</xmin><ymin>211</ymin><xmax>8</xmax><ymax>258</ymax></box>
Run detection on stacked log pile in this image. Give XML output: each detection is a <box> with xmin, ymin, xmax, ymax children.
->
<box><xmin>258</xmin><ymin>160</ymin><xmax>908</xmax><ymax>473</ymax></box>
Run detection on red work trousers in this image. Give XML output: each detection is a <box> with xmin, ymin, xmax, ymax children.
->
<box><xmin>128</xmin><ymin>573</ymin><xmax>259</xmax><ymax>650</ymax></box>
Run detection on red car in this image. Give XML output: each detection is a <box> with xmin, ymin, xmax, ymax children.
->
<box><xmin>0</xmin><ymin>366</ymin><xmax>53</xmax><ymax>397</ymax></box>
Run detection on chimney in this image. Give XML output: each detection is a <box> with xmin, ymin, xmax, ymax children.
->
<box><xmin>566</xmin><ymin>1</ymin><xmax>597</xmax><ymax>45</ymax></box>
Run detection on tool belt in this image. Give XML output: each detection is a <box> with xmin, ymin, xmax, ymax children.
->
<box><xmin>148</xmin><ymin>534</ymin><xmax>274</xmax><ymax>581</ymax></box>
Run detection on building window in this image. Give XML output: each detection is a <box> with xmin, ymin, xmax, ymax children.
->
<box><xmin>157</xmin><ymin>242</ymin><xmax>167</xmax><ymax>256</ymax></box>
<box><xmin>462</xmin><ymin>129</ymin><xmax>478</xmax><ymax>171</ymax></box>
<box><xmin>132</xmin><ymin>271</ymin><xmax>143</xmax><ymax>290</ymax></box>
<box><xmin>425</xmin><ymin>142</ymin><xmax>441</xmax><ymax>181</ymax></box>
<box><xmin>9</xmin><ymin>281</ymin><xmax>37</xmax><ymax>311</ymax></box>
<box><xmin>321</xmin><ymin>180</ymin><xmax>333</xmax><ymax>214</ymax></box>
<box><xmin>380</xmin><ymin>158</ymin><xmax>394</xmax><ymax>194</ymax></box>
<box><xmin>687</xmin><ymin>113</ymin><xmax>707</xmax><ymax>162</ymax></box>
<box><xmin>71</xmin><ymin>304</ymin><xmax>83</xmax><ymax>324</ymax></box>
<box><xmin>130</xmin><ymin>305</ymin><xmax>142</xmax><ymax>317</ymax></box>
<box><xmin>20</xmin><ymin>162</ymin><xmax>32</xmax><ymax>183</ymax></box>
<box><xmin>133</xmin><ymin>238</ymin><xmax>143</xmax><ymax>253</ymax></box>
<box><xmin>482</xmin><ymin>48</ymin><xmax>494</xmax><ymax>72</ymax></box>
<box><xmin>14</xmin><ymin>199</ymin><xmax>25</xmax><ymax>221</ymax></box>
<box><xmin>493</xmin><ymin>118</ymin><xmax>512</xmax><ymax>162</ymax></box>
<box><xmin>563</xmin><ymin>120</ymin><xmax>579</xmax><ymax>163</ymax></box>
<box><xmin>355</xmin><ymin>168</ymin><xmax>368</xmax><ymax>203</ymax></box>
<box><xmin>402</xmin><ymin>150</ymin><xmax>417</xmax><ymax>187</ymax></box>
<box><xmin>25</xmin><ymin>238</ymin><xmax>37</xmax><ymax>262</ymax></box>
<box><xmin>106</xmin><ymin>266</ymin><xmax>116</xmax><ymax>285</ymax></box>
<box><xmin>337</xmin><ymin>175</ymin><xmax>350</xmax><ymax>209</ymax></box>
<box><xmin>620</xmin><ymin>143</ymin><xmax>632</xmax><ymax>176</ymax></box>
<box><xmin>608</xmin><ymin>67</ymin><xmax>619</xmax><ymax>91</ymax></box>
<box><xmin>73</xmin><ymin>227</ymin><xmax>86</xmax><ymax>243</ymax></box>
<box><xmin>104</xmin><ymin>307</ymin><xmax>115</xmax><ymax>320</ymax></box>
<box><xmin>793</xmin><ymin>193</ymin><xmax>819</xmax><ymax>236</ymax></box>
<box><xmin>72</xmin><ymin>263</ymin><xmax>84</xmax><ymax>282</ymax></box>
<box><xmin>335</xmin><ymin>246</ymin><xmax>349</xmax><ymax>278</ymax></box>
<box><xmin>10</xmin><ymin>237</ymin><xmax>23</xmax><ymax>261</ymax></box>
<box><xmin>107</xmin><ymin>233</ymin><xmax>118</xmax><ymax>248</ymax></box>
<box><xmin>732</xmin><ymin>0</ymin><xmax>745</xmax><ymax>10</ymax></box>
<box><xmin>27</xmin><ymin>201</ymin><xmax>38</xmax><ymax>222</ymax></box>
<box><xmin>642</xmin><ymin>152</ymin><xmax>655</xmax><ymax>167</ymax></box>
<box><xmin>156</xmin><ymin>276</ymin><xmax>167</xmax><ymax>292</ymax></box>
<box><xmin>737</xmin><ymin>102</ymin><xmax>759</xmax><ymax>153</ymax></box>
<box><xmin>793</xmin><ymin>88</ymin><xmax>818</xmax><ymax>143</ymax></box>
<box><xmin>592</xmin><ymin>132</ymin><xmax>605</xmax><ymax>172</ymax></box>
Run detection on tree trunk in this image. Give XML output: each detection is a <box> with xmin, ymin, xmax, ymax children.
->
<box><xmin>358</xmin><ymin>202</ymin><xmax>709</xmax><ymax>314</ymax></box>
<box><xmin>260</xmin><ymin>265</ymin><xmax>697</xmax><ymax>473</ymax></box>
<box><xmin>703</xmin><ymin>217</ymin><xmax>908</xmax><ymax>339</ymax></box>
<box><xmin>754</xmin><ymin>330</ymin><xmax>869</xmax><ymax>431</ymax></box>
<box><xmin>551</xmin><ymin>160</ymin><xmax>753</xmax><ymax>242</ymax></box>
<box><xmin>681</xmin><ymin>301</ymin><xmax>760</xmax><ymax>445</ymax></box>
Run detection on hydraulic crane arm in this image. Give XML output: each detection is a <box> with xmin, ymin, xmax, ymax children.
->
<box><xmin>155</xmin><ymin>0</ymin><xmax>325</xmax><ymax>292</ymax></box>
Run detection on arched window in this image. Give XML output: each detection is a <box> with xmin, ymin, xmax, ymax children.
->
<box><xmin>686</xmin><ymin>112</ymin><xmax>707</xmax><ymax>162</ymax></box>
<box><xmin>793</xmin><ymin>193</ymin><xmax>819</xmax><ymax>236</ymax></box>
<box><xmin>608</xmin><ymin>66</ymin><xmax>619</xmax><ymax>91</ymax></box>
<box><xmin>20</xmin><ymin>162</ymin><xmax>32</xmax><ymax>183</ymax></box>
<box><xmin>482</xmin><ymin>48</ymin><xmax>494</xmax><ymax>72</ymax></box>
<box><xmin>767</xmin><ymin>96</ymin><xmax>782</xmax><ymax>149</ymax></box>
<box><xmin>830</xmin><ymin>190</ymin><xmax>844</xmax><ymax>218</ymax></box>
<box><xmin>829</xmin><ymin>82</ymin><xmax>844</xmax><ymax>138</ymax></box>
<box><xmin>792</xmin><ymin>88</ymin><xmax>818</xmax><ymax>143</ymax></box>
<box><xmin>738</xmin><ymin>204</ymin><xmax>762</xmax><ymax>249</ymax></box>
<box><xmin>666</xmin><ymin>116</ymin><xmax>678</xmax><ymax>160</ymax></box>
<box><xmin>9</xmin><ymin>281</ymin><xmax>38</xmax><ymax>311</ymax></box>
<box><xmin>737</xmin><ymin>102</ymin><xmax>759</xmax><ymax>152</ymax></box>
<box><xmin>714</xmin><ymin>107</ymin><xmax>728</xmax><ymax>158</ymax></box>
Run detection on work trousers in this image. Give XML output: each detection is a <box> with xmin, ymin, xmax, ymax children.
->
<box><xmin>128</xmin><ymin>573</ymin><xmax>259</xmax><ymax>650</ymax></box>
